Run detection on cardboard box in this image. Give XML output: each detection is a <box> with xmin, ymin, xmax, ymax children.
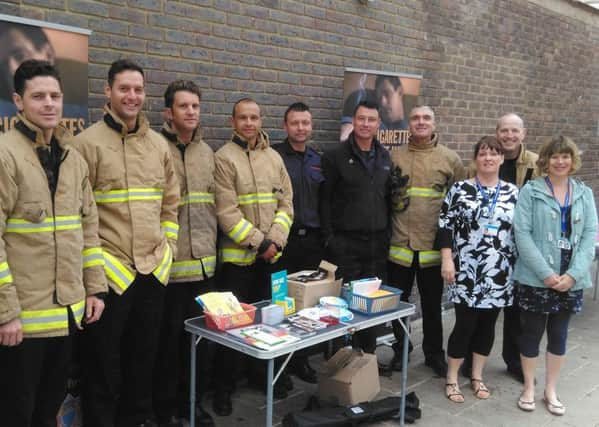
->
<box><xmin>287</xmin><ymin>261</ymin><xmax>342</xmax><ymax>310</ymax></box>
<box><xmin>318</xmin><ymin>347</ymin><xmax>380</xmax><ymax>406</ymax></box>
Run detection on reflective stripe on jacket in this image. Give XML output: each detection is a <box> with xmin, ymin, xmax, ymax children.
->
<box><xmin>214</xmin><ymin>131</ymin><xmax>293</xmax><ymax>266</ymax></box>
<box><xmin>389</xmin><ymin>134</ymin><xmax>465</xmax><ymax>267</ymax></box>
<box><xmin>0</xmin><ymin>115</ymin><xmax>107</xmax><ymax>337</ymax></box>
<box><xmin>74</xmin><ymin>106</ymin><xmax>180</xmax><ymax>294</ymax></box>
<box><xmin>162</xmin><ymin>123</ymin><xmax>217</xmax><ymax>283</ymax></box>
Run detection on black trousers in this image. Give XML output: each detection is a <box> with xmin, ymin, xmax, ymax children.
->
<box><xmin>447</xmin><ymin>304</ymin><xmax>501</xmax><ymax>359</ymax></box>
<box><xmin>0</xmin><ymin>314</ymin><xmax>75</xmax><ymax>427</ymax></box>
<box><xmin>213</xmin><ymin>260</ymin><xmax>281</xmax><ymax>390</ymax></box>
<box><xmin>154</xmin><ymin>277</ymin><xmax>216</xmax><ymax>420</ymax></box>
<box><xmin>387</xmin><ymin>258</ymin><xmax>445</xmax><ymax>359</ymax></box>
<box><xmin>326</xmin><ymin>230</ymin><xmax>388</xmax><ymax>354</ymax></box>
<box><xmin>81</xmin><ymin>273</ymin><xmax>166</xmax><ymax>427</ymax></box>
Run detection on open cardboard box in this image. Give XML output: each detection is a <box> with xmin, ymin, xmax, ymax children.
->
<box><xmin>318</xmin><ymin>347</ymin><xmax>380</xmax><ymax>406</ymax></box>
<box><xmin>287</xmin><ymin>260</ymin><xmax>342</xmax><ymax>310</ymax></box>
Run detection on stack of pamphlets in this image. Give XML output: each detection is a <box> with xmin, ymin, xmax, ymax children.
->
<box><xmin>227</xmin><ymin>324</ymin><xmax>300</xmax><ymax>350</ymax></box>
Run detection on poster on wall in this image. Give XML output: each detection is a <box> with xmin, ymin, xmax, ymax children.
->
<box><xmin>0</xmin><ymin>14</ymin><xmax>90</xmax><ymax>135</ymax></box>
<box><xmin>342</xmin><ymin>68</ymin><xmax>422</xmax><ymax>149</ymax></box>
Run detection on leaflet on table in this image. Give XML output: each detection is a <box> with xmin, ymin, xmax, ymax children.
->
<box><xmin>195</xmin><ymin>291</ymin><xmax>244</xmax><ymax>316</ymax></box>
<box><xmin>227</xmin><ymin>324</ymin><xmax>300</xmax><ymax>350</ymax></box>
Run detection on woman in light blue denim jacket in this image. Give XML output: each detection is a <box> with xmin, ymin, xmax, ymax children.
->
<box><xmin>513</xmin><ymin>136</ymin><xmax>598</xmax><ymax>416</ymax></box>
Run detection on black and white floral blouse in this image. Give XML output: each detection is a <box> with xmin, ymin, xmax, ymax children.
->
<box><xmin>437</xmin><ymin>179</ymin><xmax>519</xmax><ymax>308</ymax></box>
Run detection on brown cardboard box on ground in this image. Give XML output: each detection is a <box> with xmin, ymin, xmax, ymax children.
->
<box><xmin>318</xmin><ymin>347</ymin><xmax>380</xmax><ymax>406</ymax></box>
<box><xmin>287</xmin><ymin>260</ymin><xmax>342</xmax><ymax>310</ymax></box>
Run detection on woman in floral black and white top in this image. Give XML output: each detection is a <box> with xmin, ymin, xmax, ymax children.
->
<box><xmin>437</xmin><ymin>136</ymin><xmax>518</xmax><ymax>403</ymax></box>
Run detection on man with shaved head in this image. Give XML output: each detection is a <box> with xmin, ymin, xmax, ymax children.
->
<box><xmin>462</xmin><ymin>113</ymin><xmax>538</xmax><ymax>383</ymax></box>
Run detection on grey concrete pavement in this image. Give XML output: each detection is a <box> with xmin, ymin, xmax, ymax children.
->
<box><xmin>200</xmin><ymin>289</ymin><xmax>599</xmax><ymax>426</ymax></box>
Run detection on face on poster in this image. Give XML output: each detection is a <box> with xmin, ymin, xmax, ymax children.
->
<box><xmin>0</xmin><ymin>17</ymin><xmax>89</xmax><ymax>134</ymax></box>
<box><xmin>341</xmin><ymin>69</ymin><xmax>422</xmax><ymax>149</ymax></box>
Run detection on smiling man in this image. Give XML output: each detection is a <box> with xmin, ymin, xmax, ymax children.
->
<box><xmin>386</xmin><ymin>106</ymin><xmax>465</xmax><ymax>377</ymax></box>
<box><xmin>211</xmin><ymin>98</ymin><xmax>293</xmax><ymax>416</ymax></box>
<box><xmin>320</xmin><ymin>100</ymin><xmax>392</xmax><ymax>354</ymax></box>
<box><xmin>75</xmin><ymin>59</ymin><xmax>180</xmax><ymax>427</ymax></box>
<box><xmin>0</xmin><ymin>60</ymin><xmax>106</xmax><ymax>427</ymax></box>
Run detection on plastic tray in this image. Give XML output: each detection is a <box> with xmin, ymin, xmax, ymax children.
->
<box><xmin>204</xmin><ymin>303</ymin><xmax>256</xmax><ymax>331</ymax></box>
<box><xmin>342</xmin><ymin>285</ymin><xmax>403</xmax><ymax>316</ymax></box>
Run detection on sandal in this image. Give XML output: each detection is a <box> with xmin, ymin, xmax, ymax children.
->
<box><xmin>543</xmin><ymin>394</ymin><xmax>565</xmax><ymax>416</ymax></box>
<box><xmin>471</xmin><ymin>378</ymin><xmax>490</xmax><ymax>399</ymax></box>
<box><xmin>445</xmin><ymin>383</ymin><xmax>464</xmax><ymax>403</ymax></box>
<box><xmin>517</xmin><ymin>394</ymin><xmax>535</xmax><ymax>412</ymax></box>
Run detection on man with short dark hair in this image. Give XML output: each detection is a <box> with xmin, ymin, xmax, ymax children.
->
<box><xmin>153</xmin><ymin>80</ymin><xmax>216</xmax><ymax>427</ymax></box>
<box><xmin>387</xmin><ymin>106</ymin><xmax>465</xmax><ymax>377</ymax></box>
<box><xmin>212</xmin><ymin>98</ymin><xmax>293</xmax><ymax>416</ymax></box>
<box><xmin>375</xmin><ymin>75</ymin><xmax>407</xmax><ymax>130</ymax></box>
<box><xmin>0</xmin><ymin>59</ymin><xmax>106</xmax><ymax>427</ymax></box>
<box><xmin>273</xmin><ymin>102</ymin><xmax>323</xmax><ymax>384</ymax></box>
<box><xmin>76</xmin><ymin>58</ymin><xmax>180</xmax><ymax>427</ymax></box>
<box><xmin>321</xmin><ymin>100</ymin><xmax>392</xmax><ymax>353</ymax></box>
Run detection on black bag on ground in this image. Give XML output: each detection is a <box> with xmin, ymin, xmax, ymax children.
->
<box><xmin>282</xmin><ymin>393</ymin><xmax>422</xmax><ymax>427</ymax></box>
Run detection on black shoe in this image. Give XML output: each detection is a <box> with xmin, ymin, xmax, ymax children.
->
<box><xmin>157</xmin><ymin>415</ymin><xmax>183</xmax><ymax>427</ymax></box>
<box><xmin>135</xmin><ymin>420</ymin><xmax>159</xmax><ymax>427</ymax></box>
<box><xmin>425</xmin><ymin>357</ymin><xmax>448</xmax><ymax>377</ymax></box>
<box><xmin>249</xmin><ymin>378</ymin><xmax>288</xmax><ymax>399</ymax></box>
<box><xmin>193</xmin><ymin>405</ymin><xmax>215</xmax><ymax>427</ymax></box>
<box><xmin>291</xmin><ymin>361</ymin><xmax>317</xmax><ymax>384</ymax></box>
<box><xmin>280</xmin><ymin>372</ymin><xmax>294</xmax><ymax>391</ymax></box>
<box><xmin>212</xmin><ymin>390</ymin><xmax>232</xmax><ymax>416</ymax></box>
<box><xmin>460</xmin><ymin>361</ymin><xmax>471</xmax><ymax>379</ymax></box>
<box><xmin>389</xmin><ymin>341</ymin><xmax>413</xmax><ymax>371</ymax></box>
<box><xmin>506</xmin><ymin>365</ymin><xmax>525</xmax><ymax>384</ymax></box>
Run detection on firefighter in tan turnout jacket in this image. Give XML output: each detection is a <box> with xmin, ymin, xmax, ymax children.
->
<box><xmin>211</xmin><ymin>98</ymin><xmax>293</xmax><ymax>417</ymax></box>
<box><xmin>75</xmin><ymin>59</ymin><xmax>180</xmax><ymax>427</ymax></box>
<box><xmin>0</xmin><ymin>60</ymin><xmax>106</xmax><ymax>427</ymax></box>
<box><xmin>386</xmin><ymin>106</ymin><xmax>465</xmax><ymax>377</ymax></box>
<box><xmin>153</xmin><ymin>81</ymin><xmax>216</xmax><ymax>427</ymax></box>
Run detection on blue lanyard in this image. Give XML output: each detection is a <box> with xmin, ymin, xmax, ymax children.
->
<box><xmin>545</xmin><ymin>177</ymin><xmax>570</xmax><ymax>235</ymax></box>
<box><xmin>475</xmin><ymin>178</ymin><xmax>500</xmax><ymax>219</ymax></box>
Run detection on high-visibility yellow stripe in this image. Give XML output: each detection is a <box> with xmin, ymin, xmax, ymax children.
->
<box><xmin>237</xmin><ymin>193</ymin><xmax>277</xmax><ymax>205</ymax></box>
<box><xmin>406</xmin><ymin>187</ymin><xmax>445</xmax><ymax>198</ymax></box>
<box><xmin>5</xmin><ymin>216</ymin><xmax>82</xmax><ymax>233</ymax></box>
<box><xmin>161</xmin><ymin>221</ymin><xmax>179</xmax><ymax>240</ymax></box>
<box><xmin>82</xmin><ymin>247</ymin><xmax>104</xmax><ymax>269</ymax></box>
<box><xmin>419</xmin><ymin>250</ymin><xmax>441</xmax><ymax>266</ymax></box>
<box><xmin>179</xmin><ymin>192</ymin><xmax>215</xmax><ymax>206</ymax></box>
<box><xmin>103</xmin><ymin>251</ymin><xmax>135</xmax><ymax>292</ymax></box>
<box><xmin>71</xmin><ymin>300</ymin><xmax>86</xmax><ymax>328</ymax></box>
<box><xmin>94</xmin><ymin>188</ymin><xmax>163</xmax><ymax>203</ymax></box>
<box><xmin>170</xmin><ymin>256</ymin><xmax>216</xmax><ymax>279</ymax></box>
<box><xmin>0</xmin><ymin>261</ymin><xmax>13</xmax><ymax>286</ymax></box>
<box><xmin>273</xmin><ymin>211</ymin><xmax>292</xmax><ymax>232</ymax></box>
<box><xmin>153</xmin><ymin>244</ymin><xmax>173</xmax><ymax>285</ymax></box>
<box><xmin>220</xmin><ymin>248</ymin><xmax>256</xmax><ymax>265</ymax></box>
<box><xmin>228</xmin><ymin>218</ymin><xmax>253</xmax><ymax>244</ymax></box>
<box><xmin>388</xmin><ymin>246</ymin><xmax>414</xmax><ymax>265</ymax></box>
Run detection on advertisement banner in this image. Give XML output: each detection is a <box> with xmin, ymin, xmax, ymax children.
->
<box><xmin>342</xmin><ymin>68</ymin><xmax>422</xmax><ymax>149</ymax></box>
<box><xmin>0</xmin><ymin>15</ymin><xmax>90</xmax><ymax>135</ymax></box>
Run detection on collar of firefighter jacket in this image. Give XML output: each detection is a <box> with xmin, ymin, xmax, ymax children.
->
<box><xmin>160</xmin><ymin>121</ymin><xmax>201</xmax><ymax>145</ymax></box>
<box><xmin>103</xmin><ymin>104</ymin><xmax>149</xmax><ymax>138</ymax></box>
<box><xmin>408</xmin><ymin>132</ymin><xmax>439</xmax><ymax>151</ymax></box>
<box><xmin>230</xmin><ymin>129</ymin><xmax>270</xmax><ymax>151</ymax></box>
<box><xmin>14</xmin><ymin>112</ymin><xmax>71</xmax><ymax>150</ymax></box>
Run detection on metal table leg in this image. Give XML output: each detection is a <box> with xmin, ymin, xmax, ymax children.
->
<box><xmin>266</xmin><ymin>358</ymin><xmax>274</xmax><ymax>427</ymax></box>
<box><xmin>190</xmin><ymin>334</ymin><xmax>202</xmax><ymax>427</ymax></box>
<box><xmin>400</xmin><ymin>316</ymin><xmax>411</xmax><ymax>426</ymax></box>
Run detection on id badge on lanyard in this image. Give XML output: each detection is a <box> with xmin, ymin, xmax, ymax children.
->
<box><xmin>545</xmin><ymin>177</ymin><xmax>572</xmax><ymax>251</ymax></box>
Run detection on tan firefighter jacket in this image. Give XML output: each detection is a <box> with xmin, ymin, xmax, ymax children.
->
<box><xmin>214</xmin><ymin>131</ymin><xmax>293</xmax><ymax>266</ymax></box>
<box><xmin>467</xmin><ymin>144</ymin><xmax>538</xmax><ymax>188</ymax></box>
<box><xmin>389</xmin><ymin>134</ymin><xmax>465</xmax><ymax>268</ymax></box>
<box><xmin>74</xmin><ymin>106</ymin><xmax>180</xmax><ymax>294</ymax></box>
<box><xmin>0</xmin><ymin>115</ymin><xmax>107</xmax><ymax>338</ymax></box>
<box><xmin>161</xmin><ymin>123</ymin><xmax>217</xmax><ymax>283</ymax></box>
